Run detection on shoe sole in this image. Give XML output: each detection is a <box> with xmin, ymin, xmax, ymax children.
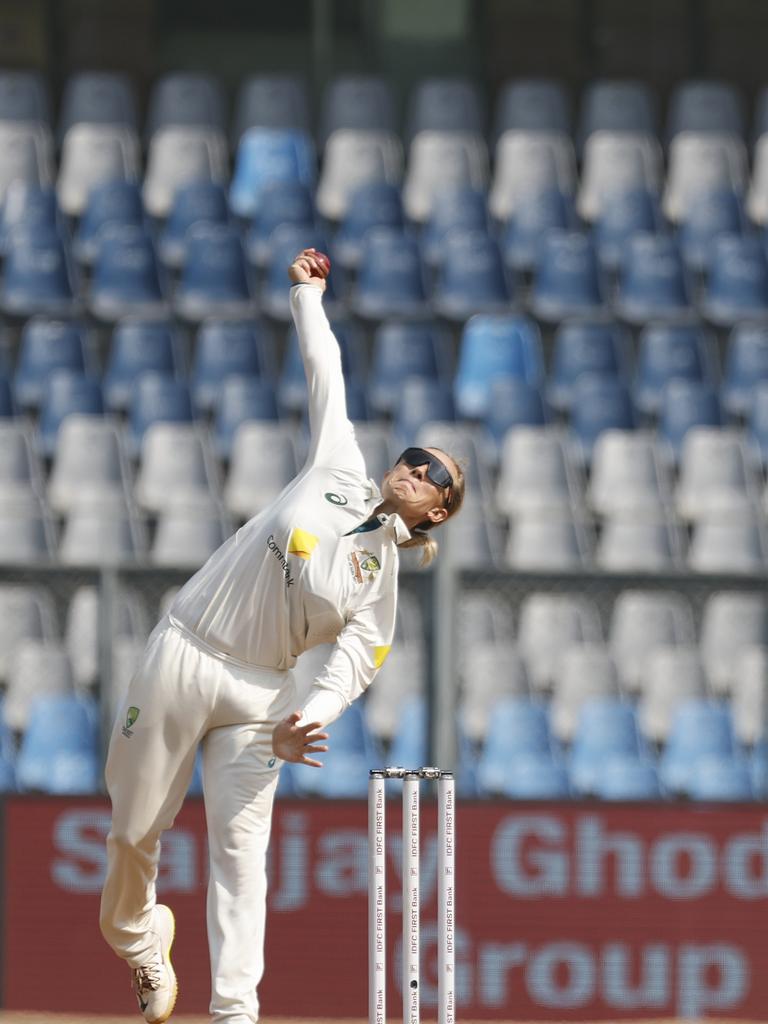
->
<box><xmin>148</xmin><ymin>906</ymin><xmax>178</xmax><ymax>1024</ymax></box>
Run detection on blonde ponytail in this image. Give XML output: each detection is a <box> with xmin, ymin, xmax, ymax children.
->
<box><xmin>398</xmin><ymin>532</ymin><xmax>439</xmax><ymax>567</ymax></box>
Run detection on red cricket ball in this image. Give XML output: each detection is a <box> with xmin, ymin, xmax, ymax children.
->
<box><xmin>310</xmin><ymin>251</ymin><xmax>331</xmax><ymax>278</ymax></box>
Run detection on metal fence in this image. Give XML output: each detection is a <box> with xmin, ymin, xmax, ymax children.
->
<box><xmin>4</xmin><ymin>554</ymin><xmax>768</xmax><ymax>792</ymax></box>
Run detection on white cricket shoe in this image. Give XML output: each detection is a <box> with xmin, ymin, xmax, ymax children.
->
<box><xmin>131</xmin><ymin>904</ymin><xmax>178</xmax><ymax>1023</ymax></box>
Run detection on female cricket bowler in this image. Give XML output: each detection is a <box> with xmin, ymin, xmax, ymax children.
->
<box><xmin>99</xmin><ymin>247</ymin><xmax>465</xmax><ymax>1023</ymax></box>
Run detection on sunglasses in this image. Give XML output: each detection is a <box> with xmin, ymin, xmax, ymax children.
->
<box><xmin>396</xmin><ymin>447</ymin><xmax>454</xmax><ymax>490</ymax></box>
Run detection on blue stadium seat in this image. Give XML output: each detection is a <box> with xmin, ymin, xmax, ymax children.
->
<box><xmin>187</xmin><ymin>749</ymin><xmax>204</xmax><ymax>796</ymax></box>
<box><xmin>422</xmin><ymin>186</ymin><xmax>489</xmax><ymax>266</ymax></box>
<box><xmin>104</xmin><ymin>321</ymin><xmax>179</xmax><ymax>412</ymax></box>
<box><xmin>192</xmin><ymin>320</ymin><xmax>274</xmax><ymax>414</ymax></box>
<box><xmin>483</xmin><ymin>379</ymin><xmax>549</xmax><ymax>451</ymax></box>
<box><xmin>0</xmin><ymin>378</ymin><xmax>14</xmax><ymax>419</ymax></box>
<box><xmin>383</xmin><ymin>695</ymin><xmax>480</xmax><ymax>794</ymax></box>
<box><xmin>501</xmin><ymin>188</ymin><xmax>574</xmax><ymax>272</ymax></box>
<box><xmin>659</xmin><ymin>698</ymin><xmax>737</xmax><ymax>795</ymax></box>
<box><xmin>74</xmin><ymin>181</ymin><xmax>144</xmax><ymax>264</ymax></box>
<box><xmin>569</xmin><ymin>375</ymin><xmax>636</xmax><ymax>463</ymax></box>
<box><xmin>678</xmin><ymin>189</ymin><xmax>744</xmax><ymax>273</ymax></box>
<box><xmin>548</xmin><ymin>321</ymin><xmax>631</xmax><ymax>413</ymax></box>
<box><xmin>454</xmin><ymin>313</ymin><xmax>544</xmax><ymax>419</ymax></box>
<box><xmin>432</xmin><ymin>230</ymin><xmax>512</xmax><ymax>321</ymax></box>
<box><xmin>229</xmin><ymin>127</ymin><xmax>316</xmax><ymax>219</ymax></box>
<box><xmin>320</xmin><ymin>74</ymin><xmax>397</xmax><ymax>148</ymax></box>
<box><xmin>667</xmin><ymin>80</ymin><xmax>746</xmax><ymax>142</ymax></box>
<box><xmin>386</xmin><ymin>694</ymin><xmax>428</xmax><ymax>770</ymax></box>
<box><xmin>723</xmin><ymin>324</ymin><xmax>768</xmax><ymax>417</ymax></box>
<box><xmin>291</xmin><ymin>702</ymin><xmax>380</xmax><ymax>798</ymax></box>
<box><xmin>568</xmin><ymin>698</ymin><xmax>643</xmax><ymax>795</ymax></box>
<box><xmin>634</xmin><ymin>323</ymin><xmax>718</xmax><ymax>416</ymax></box>
<box><xmin>1</xmin><ymin>235</ymin><xmax>76</xmax><ymax>318</ymax></box>
<box><xmin>577</xmin><ymin>79</ymin><xmax>657</xmax><ymax>149</ymax></box>
<box><xmin>159</xmin><ymin>182</ymin><xmax>229</xmax><ymax>269</ymax></box>
<box><xmin>368</xmin><ymin>321</ymin><xmax>449</xmax><ymax>416</ymax></box>
<box><xmin>747</xmin><ymin>383</ymin><xmax>768</xmax><ymax>467</ymax></box>
<box><xmin>89</xmin><ymin>226</ymin><xmax>165</xmax><ymax>322</ymax></box>
<box><xmin>493</xmin><ymin>78</ymin><xmax>571</xmax><ymax>141</ymax></box>
<box><xmin>214</xmin><ymin>377</ymin><xmax>280</xmax><ymax>459</ymax></box>
<box><xmin>58</xmin><ymin>71</ymin><xmax>138</xmax><ymax>141</ymax></box>
<box><xmin>339</xmin><ymin>380</ymin><xmax>368</xmax><ymax>423</ymax></box>
<box><xmin>0</xmin><ymin>184</ymin><xmax>60</xmax><ymax>254</ymax></box>
<box><xmin>175</xmin><ymin>223</ymin><xmax>252</xmax><ymax>321</ymax></box>
<box><xmin>393</xmin><ymin>377</ymin><xmax>455</xmax><ymax>444</ymax></box>
<box><xmin>245</xmin><ymin>181</ymin><xmax>315</xmax><ymax>267</ymax></box>
<box><xmin>406</xmin><ymin>75</ymin><xmax>485</xmax><ymax>143</ymax></box>
<box><xmin>702</xmin><ymin>234</ymin><xmax>768</xmax><ymax>326</ymax></box>
<box><xmin>477</xmin><ymin>699</ymin><xmax>568</xmax><ymax>798</ymax></box>
<box><xmin>0</xmin><ymin>70</ymin><xmax>50</xmax><ymax>124</ymax></box>
<box><xmin>751</xmin><ymin>739</ymin><xmax>768</xmax><ymax>798</ymax></box>
<box><xmin>332</xmin><ymin>182</ymin><xmax>404</xmax><ymax>270</ymax></box>
<box><xmin>494</xmin><ymin>753</ymin><xmax>571</xmax><ymax>799</ymax></box>
<box><xmin>260</xmin><ymin>224</ymin><xmax>336</xmax><ymax>321</ymax></box>
<box><xmin>279</xmin><ymin>320</ymin><xmax>364</xmax><ymax>416</ymax></box>
<box><xmin>530</xmin><ymin>230</ymin><xmax>604</xmax><ymax>321</ymax></box>
<box><xmin>592</xmin><ymin>755</ymin><xmax>661</xmax><ymax>800</ymax></box>
<box><xmin>16</xmin><ymin>694</ymin><xmax>99</xmax><ymax>794</ymax></box>
<box><xmin>145</xmin><ymin>72</ymin><xmax>227</xmax><ymax>140</ymax></box>
<box><xmin>351</xmin><ymin>228</ymin><xmax>429</xmax><ymax>321</ymax></box>
<box><xmin>0</xmin><ymin>750</ymin><xmax>15</xmax><ymax>792</ymax></box>
<box><xmin>688</xmin><ymin>755</ymin><xmax>755</xmax><ymax>801</ymax></box>
<box><xmin>128</xmin><ymin>374</ymin><xmax>193</xmax><ymax>456</ymax></box>
<box><xmin>15</xmin><ymin>319</ymin><xmax>89</xmax><ymax>409</ymax></box>
<box><xmin>593</xmin><ymin>189</ymin><xmax>660</xmax><ymax>272</ymax></box>
<box><xmin>38</xmin><ymin>371</ymin><xmax>104</xmax><ymax>456</ymax></box>
<box><xmin>232</xmin><ymin>74</ymin><xmax>310</xmax><ymax>147</ymax></box>
<box><xmin>658</xmin><ymin>380</ymin><xmax>722</xmax><ymax>461</ymax></box>
<box><xmin>615</xmin><ymin>233</ymin><xmax>691</xmax><ymax>323</ymax></box>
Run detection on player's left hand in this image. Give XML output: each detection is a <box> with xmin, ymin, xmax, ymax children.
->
<box><xmin>272</xmin><ymin>711</ymin><xmax>329</xmax><ymax>767</ymax></box>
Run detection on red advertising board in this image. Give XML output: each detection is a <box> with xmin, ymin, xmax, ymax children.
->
<box><xmin>4</xmin><ymin>797</ymin><xmax>768</xmax><ymax>1019</ymax></box>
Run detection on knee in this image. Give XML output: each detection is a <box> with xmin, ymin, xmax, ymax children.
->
<box><xmin>107</xmin><ymin>824</ymin><xmax>157</xmax><ymax>855</ymax></box>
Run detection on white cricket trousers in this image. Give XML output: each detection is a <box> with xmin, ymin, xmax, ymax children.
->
<box><xmin>100</xmin><ymin>616</ymin><xmax>296</xmax><ymax>1024</ymax></box>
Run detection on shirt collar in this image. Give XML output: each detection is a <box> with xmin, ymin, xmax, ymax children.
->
<box><xmin>361</xmin><ymin>479</ymin><xmax>412</xmax><ymax>542</ymax></box>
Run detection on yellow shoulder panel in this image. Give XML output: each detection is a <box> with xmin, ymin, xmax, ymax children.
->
<box><xmin>288</xmin><ymin>528</ymin><xmax>320</xmax><ymax>560</ymax></box>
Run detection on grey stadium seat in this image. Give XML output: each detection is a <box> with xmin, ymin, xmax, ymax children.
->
<box><xmin>493</xmin><ymin>78</ymin><xmax>571</xmax><ymax>143</ymax></box>
<box><xmin>0</xmin><ymin>584</ymin><xmax>58</xmax><ymax>684</ymax></box>
<box><xmin>459</xmin><ymin>643</ymin><xmax>529</xmax><ymax>744</ymax></box>
<box><xmin>638</xmin><ymin>645</ymin><xmax>709</xmax><ymax>744</ymax></box>
<box><xmin>700</xmin><ymin>591</ymin><xmax>768</xmax><ymax>696</ymax></box>
<box><xmin>320</xmin><ymin>74</ymin><xmax>397</xmax><ymax>149</ymax></box>
<box><xmin>609</xmin><ymin>590</ymin><xmax>696</xmax><ymax>694</ymax></box>
<box><xmin>5</xmin><ymin>640</ymin><xmax>74</xmax><ymax>733</ymax></box>
<box><xmin>145</xmin><ymin>72</ymin><xmax>227</xmax><ymax>141</ymax></box>
<box><xmin>518</xmin><ymin>592</ymin><xmax>603</xmax><ymax>693</ymax></box>
<box><xmin>224</xmin><ymin>422</ymin><xmax>299</xmax><ymax>521</ymax></box>
<box><xmin>505</xmin><ymin>512</ymin><xmax>594</xmax><ymax>571</ymax></box>
<box><xmin>232</xmin><ymin>73</ymin><xmax>310</xmax><ymax>147</ymax></box>
<box><xmin>135</xmin><ymin>423</ymin><xmax>220</xmax><ymax>516</ymax></box>
<box><xmin>58</xmin><ymin>71</ymin><xmax>138</xmax><ymax>142</ymax></box>
<box><xmin>550</xmin><ymin>642</ymin><xmax>620</xmax><ymax>743</ymax></box>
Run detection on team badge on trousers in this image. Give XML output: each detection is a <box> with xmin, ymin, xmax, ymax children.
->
<box><xmin>122</xmin><ymin>706</ymin><xmax>140</xmax><ymax>738</ymax></box>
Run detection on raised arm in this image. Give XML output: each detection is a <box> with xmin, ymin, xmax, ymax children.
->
<box><xmin>288</xmin><ymin>249</ymin><xmax>357</xmax><ymax>468</ymax></box>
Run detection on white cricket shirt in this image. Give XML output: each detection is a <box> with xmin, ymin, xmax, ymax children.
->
<box><xmin>170</xmin><ymin>283</ymin><xmax>405</xmax><ymax>726</ymax></box>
